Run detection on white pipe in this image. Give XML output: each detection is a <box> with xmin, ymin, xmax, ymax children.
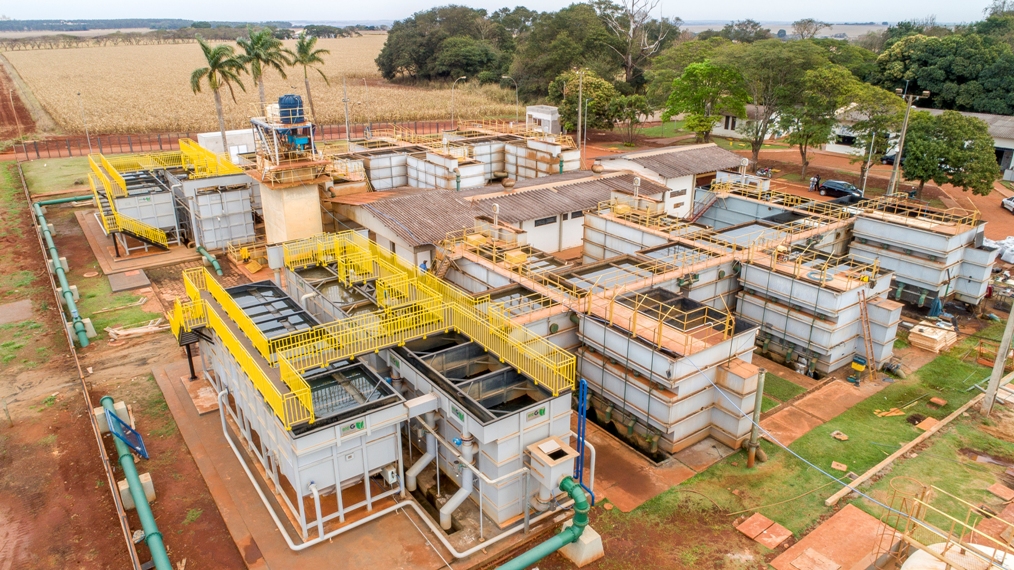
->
<box><xmin>439</xmin><ymin>430</ymin><xmax>474</xmax><ymax>530</ymax></box>
<box><xmin>299</xmin><ymin>292</ymin><xmax>318</xmax><ymax>310</ymax></box>
<box><xmin>310</xmin><ymin>483</ymin><xmax>324</xmax><ymax>539</ymax></box>
<box><xmin>406</xmin><ymin>412</ymin><xmax>435</xmax><ymax>492</ymax></box>
<box><xmin>215</xmin><ymin>390</ymin><xmax>570</xmax><ymax>557</ymax></box>
<box><xmin>568</xmin><ymin>430</ymin><xmax>596</xmax><ymax>495</ymax></box>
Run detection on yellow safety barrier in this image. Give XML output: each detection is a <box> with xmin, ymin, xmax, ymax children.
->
<box><xmin>178</xmin><ymin>138</ymin><xmax>244</xmax><ymax>178</ymax></box>
<box><xmin>281</xmin><ymin>231</ymin><xmax>577</xmax><ymax>396</ymax></box>
<box><xmin>183</xmin><ymin>267</ymin><xmax>271</xmax><ymax>360</ymax></box>
<box><xmin>113</xmin><ymin>213</ymin><xmax>169</xmax><ymax>248</ymax></box>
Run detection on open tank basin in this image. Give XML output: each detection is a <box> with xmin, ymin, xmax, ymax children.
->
<box><xmin>227</xmin><ymin>281</ymin><xmax>319</xmax><ymax>338</ymax></box>
<box><xmin>293</xmin><ymin>361</ymin><xmax>403</xmax><ymax>435</ymax></box>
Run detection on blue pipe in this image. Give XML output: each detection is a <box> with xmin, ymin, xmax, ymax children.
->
<box><xmin>494</xmin><ymin>477</ymin><xmax>589</xmax><ymax>570</ymax></box>
<box><xmin>33</xmin><ymin>197</ymin><xmax>91</xmax><ymax>347</ymax></box>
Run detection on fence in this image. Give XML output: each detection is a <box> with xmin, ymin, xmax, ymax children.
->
<box><xmin>13</xmin><ymin>121</ymin><xmax>458</xmax><ymax>162</ymax></box>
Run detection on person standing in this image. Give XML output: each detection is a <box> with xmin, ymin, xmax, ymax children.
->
<box><xmin>815</xmin><ymin>175</ymin><xmax>822</xmax><ymax>191</ymax></box>
<box><xmin>809</xmin><ymin>176</ymin><xmax>817</xmax><ymax>192</ymax></box>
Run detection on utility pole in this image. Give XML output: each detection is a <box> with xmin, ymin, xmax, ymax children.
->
<box><xmin>747</xmin><ymin>368</ymin><xmax>767</xmax><ymax>468</ymax></box>
<box><xmin>451</xmin><ymin>76</ymin><xmax>466</xmax><ymax>130</ymax></box>
<box><xmin>887</xmin><ymin>82</ymin><xmax>929</xmax><ymax>196</ymax></box>
<box><xmin>584</xmin><ymin>98</ymin><xmax>592</xmax><ymax>169</ymax></box>
<box><xmin>342</xmin><ymin>77</ymin><xmax>351</xmax><ymax>144</ymax></box>
<box><xmin>983</xmin><ymin>315</ymin><xmax>1014</xmax><ymax>416</ymax></box>
<box><xmin>576</xmin><ymin>70</ymin><xmax>584</xmax><ymax>170</ymax></box>
<box><xmin>77</xmin><ymin>92</ymin><xmax>92</xmax><ymax>154</ymax></box>
<box><xmin>861</xmin><ymin>132</ymin><xmax>876</xmax><ymax>195</ymax></box>
<box><xmin>9</xmin><ymin>89</ymin><xmax>23</xmax><ymax>142</ymax></box>
<box><xmin>502</xmin><ymin>75</ymin><xmax>519</xmax><ymax>125</ymax></box>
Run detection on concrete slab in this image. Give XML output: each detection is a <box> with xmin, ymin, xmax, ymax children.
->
<box><xmin>736</xmin><ymin>512</ymin><xmax>774</xmax><ymax>539</ymax></box>
<box><xmin>756</xmin><ymin>522</ymin><xmax>793</xmax><ymax>549</ymax></box>
<box><xmin>795</xmin><ymin>381</ymin><xmax>883</xmax><ymax>422</ymax></box>
<box><xmin>761</xmin><ymin>407</ymin><xmax>825</xmax><ymax>446</ymax></box>
<box><xmin>789</xmin><ymin>548</ymin><xmax>840</xmax><ymax>570</ymax></box>
<box><xmin>988</xmin><ymin>482</ymin><xmax>1014</xmax><ymax>502</ymax></box>
<box><xmin>0</xmin><ymin>299</ymin><xmax>33</xmax><ymax>325</ymax></box>
<box><xmin>581</xmin><ymin>421</ymin><xmax>695</xmax><ymax>513</ymax></box>
<box><xmin>771</xmin><ymin>505</ymin><xmax>887</xmax><ymax>570</ymax></box>
<box><xmin>76</xmin><ymin>211</ymin><xmax>200</xmax><ymax>276</ymax></box>
<box><xmin>153</xmin><ymin>360</ymin><xmax>473</xmax><ymax>570</ymax></box>
<box><xmin>672</xmin><ymin>438</ymin><xmax>736</xmax><ymax>472</ymax></box>
<box><xmin>179</xmin><ymin>374</ymin><xmax>219</xmax><ymax>415</ymax></box>
<box><xmin>108</xmin><ymin>269</ymin><xmax>151</xmax><ymax>292</ymax></box>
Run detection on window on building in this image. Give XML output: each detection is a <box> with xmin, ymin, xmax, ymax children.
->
<box><xmin>671</xmin><ymin>188</ymin><xmax>687</xmax><ymax>197</ymax></box>
<box><xmin>562</xmin><ymin>213</ymin><xmax>569</xmax><ymax>220</ymax></box>
<box><xmin>534</xmin><ymin>216</ymin><xmax>557</xmax><ymax>227</ymax></box>
<box><xmin>571</xmin><ymin>211</ymin><xmax>584</xmax><ymax>218</ymax></box>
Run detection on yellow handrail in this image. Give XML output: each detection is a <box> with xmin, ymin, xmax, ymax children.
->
<box><xmin>112</xmin><ymin>212</ymin><xmax>169</xmax><ymax>248</ymax></box>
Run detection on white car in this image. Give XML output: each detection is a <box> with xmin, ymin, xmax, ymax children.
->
<box><xmin>1003</xmin><ymin>196</ymin><xmax>1014</xmax><ymax>213</ymax></box>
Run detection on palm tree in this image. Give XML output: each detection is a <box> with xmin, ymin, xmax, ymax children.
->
<box><xmin>237</xmin><ymin>26</ymin><xmax>293</xmax><ymax>116</ymax></box>
<box><xmin>292</xmin><ymin>33</ymin><xmax>330</xmax><ymax>120</ymax></box>
<box><xmin>190</xmin><ymin>36</ymin><xmax>247</xmax><ymax>152</ymax></box>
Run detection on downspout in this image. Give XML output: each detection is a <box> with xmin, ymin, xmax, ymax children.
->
<box><xmin>495</xmin><ymin>477</ymin><xmax>589</xmax><ymax>570</ymax></box>
<box><xmin>439</xmin><ymin>428</ymin><xmax>475</xmax><ymax>530</ymax></box>
<box><xmin>33</xmin><ymin>197</ymin><xmax>91</xmax><ymax>347</ymax></box>
<box><xmin>405</xmin><ymin>411</ymin><xmax>436</xmax><ymax>492</ymax></box>
<box><xmin>100</xmin><ymin>396</ymin><xmax>172</xmax><ymax>570</ymax></box>
<box><xmin>196</xmin><ymin>246</ymin><xmax>224</xmax><ymax>276</ymax></box>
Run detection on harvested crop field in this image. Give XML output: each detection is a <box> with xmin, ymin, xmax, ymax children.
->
<box><xmin>4</xmin><ymin>34</ymin><xmax>515</xmax><ymax>133</ymax></box>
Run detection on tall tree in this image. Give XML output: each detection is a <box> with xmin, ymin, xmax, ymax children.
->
<box><xmin>846</xmin><ymin>83</ymin><xmax>906</xmax><ymax>186</ymax></box>
<box><xmin>716</xmin><ymin>40</ymin><xmax>826</xmax><ymax>167</ymax></box>
<box><xmin>291</xmin><ymin>32</ymin><xmax>330</xmax><ymax>121</ymax></box>
<box><xmin>699</xmin><ymin>19</ymin><xmax>771</xmax><ymax>43</ymax></box>
<box><xmin>662</xmin><ymin>61</ymin><xmax>748</xmax><ymax>143</ymax></box>
<box><xmin>237</xmin><ymin>26</ymin><xmax>293</xmax><ymax>115</ymax></box>
<box><xmin>548</xmin><ymin>70</ymin><xmax>619</xmax><ymax>131</ymax></box>
<box><xmin>778</xmin><ymin>64</ymin><xmax>858</xmax><ymax>178</ymax></box>
<box><xmin>510</xmin><ymin>4</ymin><xmax>618</xmax><ymax>98</ymax></box>
<box><xmin>190</xmin><ymin>36</ymin><xmax>247</xmax><ymax>152</ymax></box>
<box><xmin>645</xmin><ymin>37</ymin><xmax>730</xmax><ymax>107</ymax></box>
<box><xmin>792</xmin><ymin>18</ymin><xmax>830</xmax><ymax>40</ymax></box>
<box><xmin>903</xmin><ymin>111</ymin><xmax>1000</xmax><ymax>196</ymax></box>
<box><xmin>609</xmin><ymin>94</ymin><xmax>652</xmax><ymax>144</ymax></box>
<box><xmin>595</xmin><ymin>0</ymin><xmax>676</xmax><ymax>84</ymax></box>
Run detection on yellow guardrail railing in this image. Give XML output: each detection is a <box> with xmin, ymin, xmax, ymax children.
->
<box><xmin>179</xmin><ymin>138</ymin><xmax>244</xmax><ymax>178</ymax></box>
<box><xmin>183</xmin><ymin>267</ymin><xmax>271</xmax><ymax>360</ymax></box>
<box><xmin>100</xmin><ymin>154</ymin><xmax>128</xmax><ymax>196</ymax></box>
<box><xmin>280</xmin><ymin>231</ymin><xmax>577</xmax><ymax>396</ymax></box>
<box><xmin>88</xmin><ymin>155</ymin><xmax>127</xmax><ymax>199</ymax></box>
<box><xmin>113</xmin><ymin>212</ymin><xmax>169</xmax><ymax>248</ymax></box>
<box><xmin>170</xmin><ymin>281</ymin><xmax>314</xmax><ymax>429</ymax></box>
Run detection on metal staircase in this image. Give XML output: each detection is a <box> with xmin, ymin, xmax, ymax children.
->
<box><xmin>87</xmin><ymin>173</ymin><xmax>169</xmax><ymax>251</ymax></box>
<box><xmin>859</xmin><ymin>288</ymin><xmax>878</xmax><ymax>382</ymax></box>
<box><xmin>687</xmin><ymin>192</ymin><xmax>719</xmax><ymax>223</ymax></box>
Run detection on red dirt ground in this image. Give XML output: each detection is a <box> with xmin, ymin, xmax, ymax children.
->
<box><xmin>0</xmin><ymin>63</ymin><xmax>35</xmax><ymax>140</ymax></box>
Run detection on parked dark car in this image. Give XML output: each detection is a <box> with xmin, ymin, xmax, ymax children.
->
<box><xmin>880</xmin><ymin>152</ymin><xmax>897</xmax><ymax>165</ymax></box>
<box><xmin>818</xmin><ymin>180</ymin><xmax>863</xmax><ymax>198</ymax></box>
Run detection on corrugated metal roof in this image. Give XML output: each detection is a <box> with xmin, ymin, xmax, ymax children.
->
<box><xmin>606</xmin><ymin>144</ymin><xmax>744</xmax><ymax>179</ymax></box>
<box><xmin>925</xmin><ymin>109</ymin><xmax>1014</xmax><ymax>141</ymax></box>
<box><xmin>335</xmin><ymin>171</ymin><xmax>668</xmax><ymax>247</ymax></box>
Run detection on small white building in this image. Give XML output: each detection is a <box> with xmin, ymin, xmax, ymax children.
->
<box><xmin>197</xmin><ymin>128</ymin><xmax>256</xmax><ymax>162</ymax></box>
<box><xmin>597</xmin><ymin>144</ymin><xmax>744</xmax><ymax>218</ymax></box>
<box><xmin>526</xmin><ymin>105</ymin><xmax>561</xmax><ymax>135</ymax></box>
<box><xmin>711</xmin><ymin>105</ymin><xmax>782</xmax><ymax>141</ymax></box>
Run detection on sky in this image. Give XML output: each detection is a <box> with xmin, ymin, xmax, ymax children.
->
<box><xmin>2</xmin><ymin>0</ymin><xmax>987</xmax><ymax>25</ymax></box>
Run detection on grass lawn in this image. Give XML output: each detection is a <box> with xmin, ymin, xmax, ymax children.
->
<box><xmin>761</xmin><ymin>395</ymin><xmax>780</xmax><ymax>413</ymax></box>
<box><xmin>639</xmin><ymin>120</ymin><xmax>687</xmax><ymax>138</ymax></box>
<box><xmin>764</xmin><ymin>372</ymin><xmax>807</xmax><ymax>402</ymax></box>
<box><xmin>853</xmin><ymin>417</ymin><xmax>1014</xmax><ymax>545</ymax></box>
<box><xmin>21</xmin><ymin>156</ymin><xmax>91</xmax><ymax>195</ymax></box>
<box><xmin>675</xmin><ymin>351</ymin><xmax>992</xmax><ymax>535</ymax></box>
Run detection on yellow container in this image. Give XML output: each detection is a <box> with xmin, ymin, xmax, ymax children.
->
<box><xmin>505</xmin><ymin>250</ymin><xmax>528</xmax><ymax>265</ymax></box>
<box><xmin>465</xmin><ymin>233</ymin><xmax>487</xmax><ymax>247</ymax></box>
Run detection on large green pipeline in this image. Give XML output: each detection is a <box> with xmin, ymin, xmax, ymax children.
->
<box><xmin>33</xmin><ymin>196</ymin><xmax>92</xmax><ymax>347</ymax></box>
<box><xmin>495</xmin><ymin>477</ymin><xmax>589</xmax><ymax>570</ymax></box>
<box><xmin>100</xmin><ymin>396</ymin><xmax>172</xmax><ymax>570</ymax></box>
<box><xmin>196</xmin><ymin>246</ymin><xmax>223</xmax><ymax>276</ymax></box>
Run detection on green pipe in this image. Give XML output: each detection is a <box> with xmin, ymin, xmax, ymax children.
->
<box><xmin>100</xmin><ymin>396</ymin><xmax>172</xmax><ymax>570</ymax></box>
<box><xmin>33</xmin><ymin>198</ymin><xmax>91</xmax><ymax>347</ymax></box>
<box><xmin>196</xmin><ymin>246</ymin><xmax>224</xmax><ymax>276</ymax></box>
<box><xmin>495</xmin><ymin>477</ymin><xmax>589</xmax><ymax>570</ymax></box>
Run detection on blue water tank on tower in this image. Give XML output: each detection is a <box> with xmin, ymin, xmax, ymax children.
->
<box><xmin>278</xmin><ymin>94</ymin><xmax>304</xmax><ymax>124</ymax></box>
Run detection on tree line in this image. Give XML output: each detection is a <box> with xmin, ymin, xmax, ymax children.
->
<box><xmin>375</xmin><ymin>2</ymin><xmax>1005</xmax><ymax>196</ymax></box>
